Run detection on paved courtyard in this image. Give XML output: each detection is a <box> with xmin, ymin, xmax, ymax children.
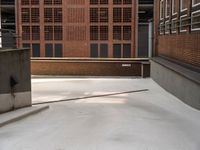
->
<box><xmin>0</xmin><ymin>78</ymin><xmax>200</xmax><ymax>150</ymax></box>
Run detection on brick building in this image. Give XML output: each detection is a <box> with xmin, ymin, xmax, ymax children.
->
<box><xmin>154</xmin><ymin>0</ymin><xmax>200</xmax><ymax>68</ymax></box>
<box><xmin>16</xmin><ymin>0</ymin><xmax>140</xmax><ymax>58</ymax></box>
<box><xmin>152</xmin><ymin>0</ymin><xmax>200</xmax><ymax>109</ymax></box>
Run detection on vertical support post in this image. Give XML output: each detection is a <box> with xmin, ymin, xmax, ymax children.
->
<box><xmin>148</xmin><ymin>21</ymin><xmax>153</xmax><ymax>58</ymax></box>
<box><xmin>0</xmin><ymin>1</ymin><xmax>2</xmax><ymax>48</ymax></box>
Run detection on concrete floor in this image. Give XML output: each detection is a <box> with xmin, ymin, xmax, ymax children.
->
<box><xmin>0</xmin><ymin>78</ymin><xmax>200</xmax><ymax>150</ymax></box>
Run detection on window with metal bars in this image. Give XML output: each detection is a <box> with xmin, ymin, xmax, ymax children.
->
<box><xmin>45</xmin><ymin>26</ymin><xmax>53</xmax><ymax>40</ymax></box>
<box><xmin>31</xmin><ymin>0</ymin><xmax>39</xmax><ymax>5</ymax></box>
<box><xmin>44</xmin><ymin>0</ymin><xmax>52</xmax><ymax>5</ymax></box>
<box><xmin>54</xmin><ymin>8</ymin><xmax>62</xmax><ymax>23</ymax></box>
<box><xmin>180</xmin><ymin>0</ymin><xmax>187</xmax><ymax>11</ymax></box>
<box><xmin>31</xmin><ymin>8</ymin><xmax>40</xmax><ymax>23</ymax></box>
<box><xmin>100</xmin><ymin>26</ymin><xmax>108</xmax><ymax>40</ymax></box>
<box><xmin>32</xmin><ymin>26</ymin><xmax>40</xmax><ymax>40</ymax></box>
<box><xmin>54</xmin><ymin>0</ymin><xmax>62</xmax><ymax>4</ymax></box>
<box><xmin>100</xmin><ymin>8</ymin><xmax>108</xmax><ymax>22</ymax></box>
<box><xmin>22</xmin><ymin>26</ymin><xmax>30</xmax><ymax>40</ymax></box>
<box><xmin>44</xmin><ymin>8</ymin><xmax>53</xmax><ymax>22</ymax></box>
<box><xmin>100</xmin><ymin>0</ymin><xmax>108</xmax><ymax>4</ymax></box>
<box><xmin>22</xmin><ymin>0</ymin><xmax>29</xmax><ymax>5</ymax></box>
<box><xmin>113</xmin><ymin>26</ymin><xmax>121</xmax><ymax>40</ymax></box>
<box><xmin>123</xmin><ymin>26</ymin><xmax>131</xmax><ymax>40</ymax></box>
<box><xmin>90</xmin><ymin>0</ymin><xmax>98</xmax><ymax>4</ymax></box>
<box><xmin>90</xmin><ymin>8</ymin><xmax>98</xmax><ymax>22</ymax></box>
<box><xmin>123</xmin><ymin>8</ymin><xmax>132</xmax><ymax>22</ymax></box>
<box><xmin>165</xmin><ymin>20</ymin><xmax>170</xmax><ymax>34</ymax></box>
<box><xmin>54</xmin><ymin>26</ymin><xmax>63</xmax><ymax>40</ymax></box>
<box><xmin>171</xmin><ymin>18</ymin><xmax>177</xmax><ymax>33</ymax></box>
<box><xmin>90</xmin><ymin>26</ymin><xmax>98</xmax><ymax>40</ymax></box>
<box><xmin>22</xmin><ymin>8</ymin><xmax>30</xmax><ymax>23</ymax></box>
<box><xmin>160</xmin><ymin>0</ymin><xmax>164</xmax><ymax>20</ymax></box>
<box><xmin>165</xmin><ymin>0</ymin><xmax>170</xmax><ymax>18</ymax></box>
<box><xmin>192</xmin><ymin>0</ymin><xmax>200</xmax><ymax>6</ymax></box>
<box><xmin>113</xmin><ymin>0</ymin><xmax>122</xmax><ymax>4</ymax></box>
<box><xmin>113</xmin><ymin>8</ymin><xmax>122</xmax><ymax>22</ymax></box>
<box><xmin>180</xmin><ymin>15</ymin><xmax>188</xmax><ymax>32</ymax></box>
<box><xmin>191</xmin><ymin>10</ymin><xmax>200</xmax><ymax>31</ymax></box>
<box><xmin>123</xmin><ymin>0</ymin><xmax>132</xmax><ymax>4</ymax></box>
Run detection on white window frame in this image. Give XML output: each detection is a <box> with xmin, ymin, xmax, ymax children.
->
<box><xmin>159</xmin><ymin>22</ymin><xmax>164</xmax><ymax>35</ymax></box>
<box><xmin>180</xmin><ymin>0</ymin><xmax>188</xmax><ymax>12</ymax></box>
<box><xmin>192</xmin><ymin>0</ymin><xmax>200</xmax><ymax>7</ymax></box>
<box><xmin>171</xmin><ymin>18</ymin><xmax>177</xmax><ymax>33</ymax></box>
<box><xmin>191</xmin><ymin>10</ymin><xmax>200</xmax><ymax>31</ymax></box>
<box><xmin>165</xmin><ymin>20</ymin><xmax>170</xmax><ymax>34</ymax></box>
<box><xmin>160</xmin><ymin>0</ymin><xmax>164</xmax><ymax>20</ymax></box>
<box><xmin>180</xmin><ymin>14</ymin><xmax>188</xmax><ymax>32</ymax></box>
<box><xmin>172</xmin><ymin>0</ymin><xmax>177</xmax><ymax>15</ymax></box>
<box><xmin>165</xmin><ymin>0</ymin><xmax>170</xmax><ymax>18</ymax></box>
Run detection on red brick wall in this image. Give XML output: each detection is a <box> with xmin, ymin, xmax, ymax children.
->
<box><xmin>31</xmin><ymin>58</ymin><xmax>149</xmax><ymax>76</ymax></box>
<box><xmin>16</xmin><ymin>0</ymin><xmax>138</xmax><ymax>58</ymax></box>
<box><xmin>154</xmin><ymin>0</ymin><xmax>200</xmax><ymax>67</ymax></box>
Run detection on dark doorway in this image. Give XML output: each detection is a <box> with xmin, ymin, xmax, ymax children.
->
<box><xmin>138</xmin><ymin>24</ymin><xmax>149</xmax><ymax>58</ymax></box>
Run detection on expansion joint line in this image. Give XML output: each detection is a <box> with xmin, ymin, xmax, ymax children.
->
<box><xmin>33</xmin><ymin>89</ymin><xmax>149</xmax><ymax>105</ymax></box>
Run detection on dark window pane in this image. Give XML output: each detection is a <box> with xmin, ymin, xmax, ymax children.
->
<box><xmin>90</xmin><ymin>26</ymin><xmax>98</xmax><ymax>40</ymax></box>
<box><xmin>90</xmin><ymin>8</ymin><xmax>98</xmax><ymax>22</ymax></box>
<box><xmin>123</xmin><ymin>44</ymin><xmax>131</xmax><ymax>58</ymax></box>
<box><xmin>45</xmin><ymin>44</ymin><xmax>53</xmax><ymax>57</ymax></box>
<box><xmin>113</xmin><ymin>0</ymin><xmax>122</xmax><ymax>4</ymax></box>
<box><xmin>90</xmin><ymin>44</ymin><xmax>98</xmax><ymax>57</ymax></box>
<box><xmin>22</xmin><ymin>26</ymin><xmax>30</xmax><ymax>40</ymax></box>
<box><xmin>123</xmin><ymin>0</ymin><xmax>132</xmax><ymax>4</ymax></box>
<box><xmin>113</xmin><ymin>8</ymin><xmax>122</xmax><ymax>22</ymax></box>
<box><xmin>90</xmin><ymin>0</ymin><xmax>98</xmax><ymax>4</ymax></box>
<box><xmin>100</xmin><ymin>8</ymin><xmax>108</xmax><ymax>22</ymax></box>
<box><xmin>22</xmin><ymin>43</ymin><xmax>30</xmax><ymax>48</ymax></box>
<box><xmin>113</xmin><ymin>26</ymin><xmax>121</xmax><ymax>40</ymax></box>
<box><xmin>100</xmin><ymin>0</ymin><xmax>108</xmax><ymax>4</ymax></box>
<box><xmin>32</xmin><ymin>44</ymin><xmax>40</xmax><ymax>57</ymax></box>
<box><xmin>100</xmin><ymin>26</ymin><xmax>108</xmax><ymax>40</ymax></box>
<box><xmin>123</xmin><ymin>8</ymin><xmax>132</xmax><ymax>22</ymax></box>
<box><xmin>123</xmin><ymin>26</ymin><xmax>131</xmax><ymax>40</ymax></box>
<box><xmin>32</xmin><ymin>26</ymin><xmax>40</xmax><ymax>40</ymax></box>
<box><xmin>113</xmin><ymin>44</ymin><xmax>121</xmax><ymax>58</ymax></box>
<box><xmin>54</xmin><ymin>26</ymin><xmax>63</xmax><ymax>40</ymax></box>
<box><xmin>55</xmin><ymin>44</ymin><xmax>63</xmax><ymax>57</ymax></box>
<box><xmin>100</xmin><ymin>44</ymin><xmax>108</xmax><ymax>58</ymax></box>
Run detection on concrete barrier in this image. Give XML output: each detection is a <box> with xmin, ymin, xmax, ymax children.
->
<box><xmin>151</xmin><ymin>57</ymin><xmax>200</xmax><ymax>110</ymax></box>
<box><xmin>0</xmin><ymin>48</ymin><xmax>31</xmax><ymax>113</ymax></box>
<box><xmin>31</xmin><ymin>58</ymin><xmax>150</xmax><ymax>77</ymax></box>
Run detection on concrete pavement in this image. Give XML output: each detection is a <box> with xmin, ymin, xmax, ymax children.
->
<box><xmin>0</xmin><ymin>78</ymin><xmax>200</xmax><ymax>150</ymax></box>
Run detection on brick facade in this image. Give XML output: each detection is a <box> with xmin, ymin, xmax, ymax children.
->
<box><xmin>31</xmin><ymin>58</ymin><xmax>150</xmax><ymax>76</ymax></box>
<box><xmin>16</xmin><ymin>0</ymin><xmax>138</xmax><ymax>58</ymax></box>
<box><xmin>154</xmin><ymin>0</ymin><xmax>200</xmax><ymax>67</ymax></box>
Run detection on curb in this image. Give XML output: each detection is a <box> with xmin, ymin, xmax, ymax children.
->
<box><xmin>0</xmin><ymin>105</ymin><xmax>49</xmax><ymax>128</ymax></box>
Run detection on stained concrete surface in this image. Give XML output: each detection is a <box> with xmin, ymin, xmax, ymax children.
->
<box><xmin>0</xmin><ymin>78</ymin><xmax>200</xmax><ymax>150</ymax></box>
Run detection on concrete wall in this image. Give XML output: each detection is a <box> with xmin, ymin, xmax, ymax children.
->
<box><xmin>31</xmin><ymin>58</ymin><xmax>150</xmax><ymax>77</ymax></box>
<box><xmin>0</xmin><ymin>49</ymin><xmax>31</xmax><ymax>113</ymax></box>
<box><xmin>151</xmin><ymin>59</ymin><xmax>200</xmax><ymax>110</ymax></box>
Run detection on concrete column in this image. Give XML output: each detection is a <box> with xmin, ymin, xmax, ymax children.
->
<box><xmin>0</xmin><ymin>1</ymin><xmax>2</xmax><ymax>48</ymax></box>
